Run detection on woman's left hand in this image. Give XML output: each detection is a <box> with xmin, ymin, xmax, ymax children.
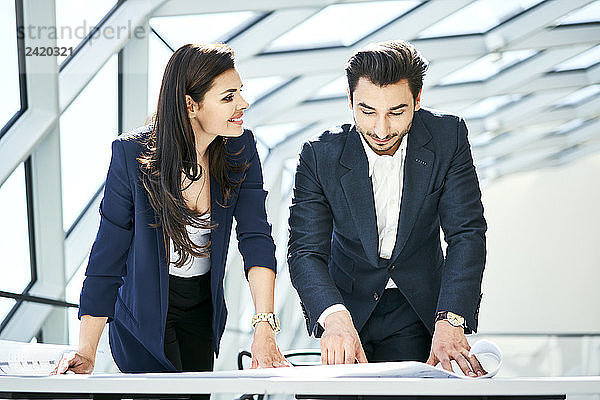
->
<box><xmin>250</xmin><ymin>323</ymin><xmax>291</xmax><ymax>368</ymax></box>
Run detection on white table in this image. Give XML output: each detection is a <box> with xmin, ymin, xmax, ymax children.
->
<box><xmin>1</xmin><ymin>375</ymin><xmax>600</xmax><ymax>399</ymax></box>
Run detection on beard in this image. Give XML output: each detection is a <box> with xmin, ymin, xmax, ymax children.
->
<box><xmin>356</xmin><ymin>120</ymin><xmax>412</xmax><ymax>154</ymax></box>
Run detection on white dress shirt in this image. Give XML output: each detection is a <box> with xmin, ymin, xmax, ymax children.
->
<box><xmin>317</xmin><ymin>132</ymin><xmax>408</xmax><ymax>329</ymax></box>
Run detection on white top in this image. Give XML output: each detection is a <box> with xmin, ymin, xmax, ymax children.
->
<box><xmin>318</xmin><ymin>133</ymin><xmax>408</xmax><ymax>328</ymax></box>
<box><xmin>168</xmin><ymin>215</ymin><xmax>211</xmax><ymax>278</ymax></box>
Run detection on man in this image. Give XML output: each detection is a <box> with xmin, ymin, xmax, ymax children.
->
<box><xmin>288</xmin><ymin>40</ymin><xmax>487</xmax><ymax>376</ymax></box>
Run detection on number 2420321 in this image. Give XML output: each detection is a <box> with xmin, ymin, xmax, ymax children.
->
<box><xmin>25</xmin><ymin>47</ymin><xmax>73</xmax><ymax>57</ymax></box>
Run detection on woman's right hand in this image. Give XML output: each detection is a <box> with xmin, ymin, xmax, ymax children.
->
<box><xmin>51</xmin><ymin>351</ymin><xmax>95</xmax><ymax>375</ymax></box>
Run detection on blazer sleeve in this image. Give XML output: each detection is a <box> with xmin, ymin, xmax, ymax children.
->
<box><xmin>436</xmin><ymin>118</ymin><xmax>487</xmax><ymax>332</ymax></box>
<box><xmin>233</xmin><ymin>131</ymin><xmax>277</xmax><ymax>278</ymax></box>
<box><xmin>287</xmin><ymin>141</ymin><xmax>345</xmax><ymax>336</ymax></box>
<box><xmin>78</xmin><ymin>138</ymin><xmax>134</xmax><ymax>322</ymax></box>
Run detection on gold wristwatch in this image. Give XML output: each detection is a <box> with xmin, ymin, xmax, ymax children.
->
<box><xmin>435</xmin><ymin>311</ymin><xmax>466</xmax><ymax>330</ymax></box>
<box><xmin>251</xmin><ymin>312</ymin><xmax>281</xmax><ymax>334</ymax></box>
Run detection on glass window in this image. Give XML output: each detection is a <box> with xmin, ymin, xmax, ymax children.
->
<box><xmin>553</xmin><ymin>45</ymin><xmax>600</xmax><ymax>72</ymax></box>
<box><xmin>253</xmin><ymin>122</ymin><xmax>304</xmax><ymax>149</ymax></box>
<box><xmin>0</xmin><ymin>163</ymin><xmax>32</xmax><ymax>294</ymax></box>
<box><xmin>66</xmin><ymin>256</ymin><xmax>88</xmax><ymax>344</ymax></box>
<box><xmin>149</xmin><ymin>11</ymin><xmax>260</xmax><ymax>51</ymax></box>
<box><xmin>0</xmin><ymin>298</ymin><xmax>17</xmax><ymax>326</ymax></box>
<box><xmin>470</xmin><ymin>131</ymin><xmax>496</xmax><ymax>147</ymax></box>
<box><xmin>55</xmin><ymin>0</ymin><xmax>118</xmax><ymax>65</ymax></box>
<box><xmin>243</xmin><ymin>76</ymin><xmax>288</xmax><ymax>105</ymax></box>
<box><xmin>555</xmin><ymin>0</ymin><xmax>600</xmax><ymax>25</ymax></box>
<box><xmin>308</xmin><ymin>75</ymin><xmax>347</xmax><ymax>101</ymax></box>
<box><xmin>147</xmin><ymin>33</ymin><xmax>289</xmax><ymax>116</ymax></box>
<box><xmin>439</xmin><ymin>50</ymin><xmax>537</xmax><ymax>85</ymax></box>
<box><xmin>265</xmin><ymin>1</ymin><xmax>422</xmax><ymax>52</ymax></box>
<box><xmin>419</xmin><ymin>0</ymin><xmax>544</xmax><ymax>38</ymax></box>
<box><xmin>552</xmin><ymin>119</ymin><xmax>586</xmax><ymax>135</ymax></box>
<box><xmin>256</xmin><ymin>140</ymin><xmax>269</xmax><ymax>164</ymax></box>
<box><xmin>147</xmin><ymin>31</ymin><xmax>174</xmax><ymax>116</ymax></box>
<box><xmin>553</xmin><ymin>85</ymin><xmax>600</xmax><ymax>108</ymax></box>
<box><xmin>0</xmin><ymin>0</ymin><xmax>23</xmax><ymax>136</ymax></box>
<box><xmin>280</xmin><ymin>161</ymin><xmax>296</xmax><ymax>200</ymax></box>
<box><xmin>462</xmin><ymin>94</ymin><xmax>524</xmax><ymax>119</ymax></box>
<box><xmin>60</xmin><ymin>55</ymin><xmax>118</xmax><ymax>231</ymax></box>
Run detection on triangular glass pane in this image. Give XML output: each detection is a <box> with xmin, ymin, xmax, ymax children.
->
<box><xmin>0</xmin><ymin>298</ymin><xmax>17</xmax><ymax>326</ymax></box>
<box><xmin>55</xmin><ymin>0</ymin><xmax>118</xmax><ymax>65</ymax></box>
<box><xmin>555</xmin><ymin>0</ymin><xmax>600</xmax><ymax>25</ymax></box>
<box><xmin>60</xmin><ymin>55</ymin><xmax>118</xmax><ymax>231</ymax></box>
<box><xmin>553</xmin><ymin>45</ymin><xmax>600</xmax><ymax>71</ymax></box>
<box><xmin>470</xmin><ymin>131</ymin><xmax>496</xmax><ymax>147</ymax></box>
<box><xmin>256</xmin><ymin>140</ymin><xmax>269</xmax><ymax>165</ymax></box>
<box><xmin>419</xmin><ymin>0</ymin><xmax>544</xmax><ymax>38</ymax></box>
<box><xmin>308</xmin><ymin>75</ymin><xmax>347</xmax><ymax>101</ymax></box>
<box><xmin>462</xmin><ymin>94</ymin><xmax>524</xmax><ymax>119</ymax></box>
<box><xmin>0</xmin><ymin>163</ymin><xmax>31</xmax><ymax>294</ymax></box>
<box><xmin>265</xmin><ymin>1</ymin><xmax>422</xmax><ymax>52</ymax></box>
<box><xmin>553</xmin><ymin>85</ymin><xmax>600</xmax><ymax>108</ymax></box>
<box><xmin>243</xmin><ymin>76</ymin><xmax>288</xmax><ymax>105</ymax></box>
<box><xmin>150</xmin><ymin>11</ymin><xmax>259</xmax><ymax>50</ymax></box>
<box><xmin>439</xmin><ymin>49</ymin><xmax>537</xmax><ymax>85</ymax></box>
<box><xmin>552</xmin><ymin>118</ymin><xmax>585</xmax><ymax>135</ymax></box>
<box><xmin>0</xmin><ymin>1</ymin><xmax>21</xmax><ymax>133</ymax></box>
<box><xmin>254</xmin><ymin>122</ymin><xmax>304</xmax><ymax>148</ymax></box>
<box><xmin>147</xmin><ymin>31</ymin><xmax>174</xmax><ymax>116</ymax></box>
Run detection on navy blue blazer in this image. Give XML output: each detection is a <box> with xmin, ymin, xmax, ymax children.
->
<box><xmin>288</xmin><ymin>108</ymin><xmax>486</xmax><ymax>337</ymax></box>
<box><xmin>78</xmin><ymin>125</ymin><xmax>276</xmax><ymax>372</ymax></box>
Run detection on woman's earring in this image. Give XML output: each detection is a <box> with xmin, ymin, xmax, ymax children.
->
<box><xmin>222</xmin><ymin>137</ymin><xmax>228</xmax><ymax>144</ymax></box>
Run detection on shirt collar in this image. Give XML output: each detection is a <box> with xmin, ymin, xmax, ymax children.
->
<box><xmin>358</xmin><ymin>130</ymin><xmax>408</xmax><ymax>177</ymax></box>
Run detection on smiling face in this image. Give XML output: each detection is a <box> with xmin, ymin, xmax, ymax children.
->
<box><xmin>350</xmin><ymin>77</ymin><xmax>421</xmax><ymax>156</ymax></box>
<box><xmin>186</xmin><ymin>68</ymin><xmax>249</xmax><ymax>140</ymax></box>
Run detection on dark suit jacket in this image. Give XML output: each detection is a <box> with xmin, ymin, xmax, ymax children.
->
<box><xmin>288</xmin><ymin>108</ymin><xmax>486</xmax><ymax>337</ymax></box>
<box><xmin>78</xmin><ymin>125</ymin><xmax>276</xmax><ymax>372</ymax></box>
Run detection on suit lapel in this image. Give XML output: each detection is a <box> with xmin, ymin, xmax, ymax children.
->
<box><xmin>154</xmin><ymin>213</ymin><xmax>169</xmax><ymax>335</ymax></box>
<box><xmin>390</xmin><ymin>111</ymin><xmax>434</xmax><ymax>261</ymax></box>
<box><xmin>339</xmin><ymin>127</ymin><xmax>379</xmax><ymax>266</ymax></box>
<box><xmin>209</xmin><ymin>173</ymin><xmax>225</xmax><ymax>270</ymax></box>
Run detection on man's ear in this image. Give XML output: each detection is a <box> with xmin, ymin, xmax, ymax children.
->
<box><xmin>414</xmin><ymin>89</ymin><xmax>422</xmax><ymax>111</ymax></box>
<box><xmin>185</xmin><ymin>95</ymin><xmax>196</xmax><ymax>117</ymax></box>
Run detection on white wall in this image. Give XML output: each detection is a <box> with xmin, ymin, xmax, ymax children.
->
<box><xmin>478</xmin><ymin>152</ymin><xmax>600</xmax><ymax>334</ymax></box>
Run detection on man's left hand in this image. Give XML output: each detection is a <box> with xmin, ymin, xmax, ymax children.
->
<box><xmin>250</xmin><ymin>322</ymin><xmax>291</xmax><ymax>368</ymax></box>
<box><xmin>426</xmin><ymin>320</ymin><xmax>486</xmax><ymax>377</ymax></box>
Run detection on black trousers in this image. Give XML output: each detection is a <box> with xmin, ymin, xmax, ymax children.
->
<box><xmin>164</xmin><ymin>273</ymin><xmax>213</xmax><ymax>400</ymax></box>
<box><xmin>359</xmin><ymin>288</ymin><xmax>432</xmax><ymax>363</ymax></box>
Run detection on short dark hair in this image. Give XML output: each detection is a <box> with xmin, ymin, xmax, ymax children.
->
<box><xmin>345</xmin><ymin>40</ymin><xmax>429</xmax><ymax>103</ymax></box>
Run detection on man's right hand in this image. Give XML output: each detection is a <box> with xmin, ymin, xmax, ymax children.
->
<box><xmin>320</xmin><ymin>310</ymin><xmax>368</xmax><ymax>365</ymax></box>
<box><xmin>51</xmin><ymin>351</ymin><xmax>95</xmax><ymax>375</ymax></box>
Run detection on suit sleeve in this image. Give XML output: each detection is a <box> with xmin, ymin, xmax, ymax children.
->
<box><xmin>233</xmin><ymin>132</ymin><xmax>277</xmax><ymax>278</ymax></box>
<box><xmin>78</xmin><ymin>139</ymin><xmax>134</xmax><ymax>322</ymax></box>
<box><xmin>436</xmin><ymin>118</ymin><xmax>487</xmax><ymax>332</ymax></box>
<box><xmin>288</xmin><ymin>142</ymin><xmax>344</xmax><ymax>336</ymax></box>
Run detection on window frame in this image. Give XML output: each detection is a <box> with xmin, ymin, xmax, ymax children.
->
<box><xmin>0</xmin><ymin>0</ymin><xmax>28</xmax><ymax>142</ymax></box>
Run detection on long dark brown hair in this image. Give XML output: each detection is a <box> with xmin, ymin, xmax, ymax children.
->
<box><xmin>138</xmin><ymin>43</ymin><xmax>247</xmax><ymax>268</ymax></box>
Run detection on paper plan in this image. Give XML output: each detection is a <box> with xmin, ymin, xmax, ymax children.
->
<box><xmin>0</xmin><ymin>340</ymin><xmax>74</xmax><ymax>375</ymax></box>
<box><xmin>89</xmin><ymin>340</ymin><xmax>502</xmax><ymax>380</ymax></box>
<box><xmin>1</xmin><ymin>338</ymin><xmax>501</xmax><ymax>379</ymax></box>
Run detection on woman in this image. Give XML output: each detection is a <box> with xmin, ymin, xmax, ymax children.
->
<box><xmin>53</xmin><ymin>43</ymin><xmax>288</xmax><ymax>375</ymax></box>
